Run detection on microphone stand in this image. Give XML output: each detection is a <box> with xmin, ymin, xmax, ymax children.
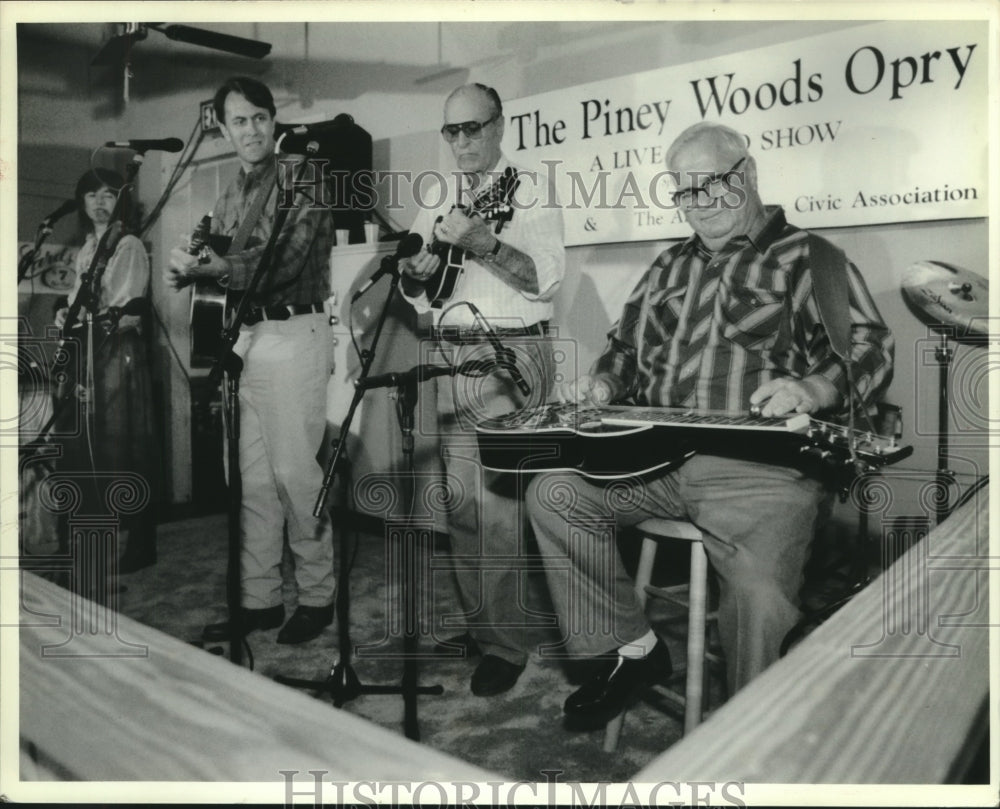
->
<box><xmin>23</xmin><ymin>304</ymin><xmax>145</xmax><ymax>456</ymax></box>
<box><xmin>207</xmin><ymin>147</ymin><xmax>320</xmax><ymax>666</ymax></box>
<box><xmin>276</xmin><ymin>262</ymin><xmax>466</xmax><ymax>741</ymax></box>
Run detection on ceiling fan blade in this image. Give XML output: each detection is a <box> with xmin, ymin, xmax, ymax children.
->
<box><xmin>154</xmin><ymin>24</ymin><xmax>272</xmax><ymax>59</ymax></box>
<box><xmin>91</xmin><ymin>28</ymin><xmax>147</xmax><ymax>66</ymax></box>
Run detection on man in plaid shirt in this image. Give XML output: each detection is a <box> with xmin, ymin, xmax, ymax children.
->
<box><xmin>528</xmin><ymin>121</ymin><xmax>894</xmax><ymax>725</ymax></box>
<box><xmin>168</xmin><ymin>77</ymin><xmax>336</xmax><ymax>645</ymax></box>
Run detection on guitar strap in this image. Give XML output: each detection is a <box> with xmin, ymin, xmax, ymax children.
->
<box><xmin>222</xmin><ymin>171</ymin><xmax>281</xmax><ymax>312</ymax></box>
<box><xmin>229</xmin><ymin>173</ymin><xmax>276</xmax><ymax>255</ymax></box>
<box><xmin>807</xmin><ymin>233</ymin><xmax>852</xmax><ymax>361</ymax></box>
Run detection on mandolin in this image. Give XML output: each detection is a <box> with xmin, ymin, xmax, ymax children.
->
<box><xmin>425</xmin><ymin>166</ymin><xmax>520</xmax><ymax>308</ymax></box>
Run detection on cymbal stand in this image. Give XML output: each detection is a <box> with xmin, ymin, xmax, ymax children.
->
<box><xmin>932</xmin><ymin>328</ymin><xmax>956</xmax><ymax>524</ymax></box>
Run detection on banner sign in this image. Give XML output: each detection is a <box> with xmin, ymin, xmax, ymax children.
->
<box><xmin>501</xmin><ymin>21</ymin><xmax>988</xmax><ymax>247</ymax></box>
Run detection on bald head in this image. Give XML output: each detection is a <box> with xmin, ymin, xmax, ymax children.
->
<box><xmin>446</xmin><ymin>83</ymin><xmax>503</xmax><ymax>118</ymax></box>
<box><xmin>666</xmin><ymin>122</ymin><xmax>748</xmax><ymax>172</ymax></box>
<box><xmin>443</xmin><ymin>83</ymin><xmax>505</xmax><ymax>176</ymax></box>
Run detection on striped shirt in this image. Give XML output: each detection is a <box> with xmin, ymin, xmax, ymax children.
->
<box><xmin>593</xmin><ymin>206</ymin><xmax>894</xmax><ymax>415</ymax></box>
<box><xmin>213</xmin><ymin>154</ymin><xmax>332</xmax><ymax>307</ymax></box>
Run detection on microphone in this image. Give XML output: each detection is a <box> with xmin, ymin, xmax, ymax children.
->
<box><xmin>351</xmin><ymin>232</ymin><xmax>424</xmax><ymax>302</ymax></box>
<box><xmin>467</xmin><ymin>303</ymin><xmax>532</xmax><ymax>397</ymax></box>
<box><xmin>104</xmin><ymin>137</ymin><xmax>184</xmax><ymax>153</ymax></box>
<box><xmin>41</xmin><ymin>199</ymin><xmax>77</xmax><ymax>228</ymax></box>
<box><xmin>354</xmin><ymin>362</ymin><xmax>453</xmax><ymax>392</ymax></box>
<box><xmin>354</xmin><ymin>358</ymin><xmax>494</xmax><ymax>392</ymax></box>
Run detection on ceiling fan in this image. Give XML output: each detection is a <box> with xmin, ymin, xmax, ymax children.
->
<box><xmin>91</xmin><ymin>23</ymin><xmax>272</xmax><ymax>105</ymax></box>
<box><xmin>91</xmin><ymin>22</ymin><xmax>272</xmax><ymax>66</ymax></box>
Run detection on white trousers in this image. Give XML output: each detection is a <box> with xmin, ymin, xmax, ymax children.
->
<box><xmin>230</xmin><ymin>313</ymin><xmax>336</xmax><ymax>608</ymax></box>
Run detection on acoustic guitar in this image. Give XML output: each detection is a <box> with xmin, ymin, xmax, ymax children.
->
<box><xmin>425</xmin><ymin>166</ymin><xmax>520</xmax><ymax>308</ymax></box>
<box><xmin>187</xmin><ymin>216</ymin><xmax>233</xmax><ymax>369</ymax></box>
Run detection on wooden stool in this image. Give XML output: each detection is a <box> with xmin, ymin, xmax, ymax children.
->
<box><xmin>603</xmin><ymin>518</ymin><xmax>717</xmax><ymax>752</ymax></box>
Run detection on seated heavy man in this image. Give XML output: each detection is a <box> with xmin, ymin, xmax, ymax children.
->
<box><xmin>526</xmin><ymin>121</ymin><xmax>893</xmax><ymax>724</ymax></box>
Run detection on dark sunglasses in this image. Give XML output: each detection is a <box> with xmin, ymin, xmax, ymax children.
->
<box><xmin>440</xmin><ymin>113</ymin><xmax>500</xmax><ymax>142</ymax></box>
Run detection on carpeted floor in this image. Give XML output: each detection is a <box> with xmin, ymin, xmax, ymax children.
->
<box><xmin>112</xmin><ymin>509</ymin><xmax>736</xmax><ymax>783</ymax></box>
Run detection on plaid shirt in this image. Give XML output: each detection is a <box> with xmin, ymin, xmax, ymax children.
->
<box><xmin>212</xmin><ymin>154</ymin><xmax>332</xmax><ymax>307</ymax></box>
<box><xmin>594</xmin><ymin>206</ymin><xmax>894</xmax><ymax>415</ymax></box>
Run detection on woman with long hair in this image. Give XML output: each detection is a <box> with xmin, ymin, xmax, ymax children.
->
<box><xmin>54</xmin><ymin>167</ymin><xmax>159</xmax><ymax>588</ymax></box>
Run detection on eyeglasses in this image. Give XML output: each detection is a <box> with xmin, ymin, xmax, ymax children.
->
<box><xmin>671</xmin><ymin>157</ymin><xmax>747</xmax><ymax>207</ymax></box>
<box><xmin>440</xmin><ymin>113</ymin><xmax>500</xmax><ymax>142</ymax></box>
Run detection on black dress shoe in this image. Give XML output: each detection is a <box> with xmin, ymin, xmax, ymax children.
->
<box><xmin>470</xmin><ymin>654</ymin><xmax>525</xmax><ymax>697</ymax></box>
<box><xmin>564</xmin><ymin>641</ymin><xmax>673</xmax><ymax>722</ymax></box>
<box><xmin>433</xmin><ymin>632</ymin><xmax>481</xmax><ymax>657</ymax></box>
<box><xmin>276</xmin><ymin>603</ymin><xmax>335</xmax><ymax>645</ymax></box>
<box><xmin>202</xmin><ymin>604</ymin><xmax>285</xmax><ymax>642</ymax></box>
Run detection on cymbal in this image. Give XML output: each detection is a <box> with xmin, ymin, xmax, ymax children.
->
<box><xmin>901</xmin><ymin>260</ymin><xmax>989</xmax><ymax>341</ymax></box>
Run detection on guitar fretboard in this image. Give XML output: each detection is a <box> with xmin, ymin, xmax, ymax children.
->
<box><xmin>476</xmin><ymin>403</ymin><xmax>911</xmax><ymax>469</ymax></box>
<box><xmin>599</xmin><ymin>407</ymin><xmax>811</xmax><ymax>434</ymax></box>
<box><xmin>479</xmin><ymin>403</ymin><xmax>811</xmax><ymax>434</ymax></box>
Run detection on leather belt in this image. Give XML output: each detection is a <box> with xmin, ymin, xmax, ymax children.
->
<box><xmin>242</xmin><ymin>302</ymin><xmax>324</xmax><ymax>326</ymax></box>
<box><xmin>429</xmin><ymin>320</ymin><xmax>549</xmax><ymax>343</ymax></box>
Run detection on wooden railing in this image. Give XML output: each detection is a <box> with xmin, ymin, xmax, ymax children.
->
<box><xmin>17</xmin><ymin>572</ymin><xmax>495</xmax><ymax>783</ymax></box>
<box><xmin>636</xmin><ymin>491</ymin><xmax>990</xmax><ymax>783</ymax></box>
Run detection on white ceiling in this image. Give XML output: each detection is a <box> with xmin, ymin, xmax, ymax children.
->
<box><xmin>19</xmin><ymin>20</ymin><xmax>675</xmax><ymax>71</ymax></box>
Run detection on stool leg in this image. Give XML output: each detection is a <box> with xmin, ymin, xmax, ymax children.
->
<box><xmin>603</xmin><ymin>537</ymin><xmax>658</xmax><ymax>752</ymax></box>
<box><xmin>634</xmin><ymin>537</ymin><xmax>658</xmax><ymax>609</ymax></box>
<box><xmin>684</xmin><ymin>541</ymin><xmax>708</xmax><ymax>733</ymax></box>
<box><xmin>603</xmin><ymin>713</ymin><xmax>624</xmax><ymax>752</ymax></box>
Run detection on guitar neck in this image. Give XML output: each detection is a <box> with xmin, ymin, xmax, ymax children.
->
<box><xmin>426</xmin><ymin>169</ymin><xmax>520</xmax><ymax>308</ymax></box>
<box><xmin>599</xmin><ymin>407</ymin><xmax>812</xmax><ymax>434</ymax></box>
<box><xmin>599</xmin><ymin>405</ymin><xmax>911</xmax><ymax>467</ymax></box>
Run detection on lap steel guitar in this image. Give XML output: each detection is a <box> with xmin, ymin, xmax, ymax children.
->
<box><xmin>476</xmin><ymin>402</ymin><xmax>912</xmax><ymax>481</ymax></box>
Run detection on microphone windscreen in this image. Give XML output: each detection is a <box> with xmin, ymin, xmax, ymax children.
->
<box><xmin>397</xmin><ymin>232</ymin><xmax>423</xmax><ymax>258</ymax></box>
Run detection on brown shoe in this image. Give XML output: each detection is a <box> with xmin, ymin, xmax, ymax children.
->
<box><xmin>276</xmin><ymin>604</ymin><xmax>335</xmax><ymax>644</ymax></box>
<box><xmin>433</xmin><ymin>632</ymin><xmax>481</xmax><ymax>657</ymax></box>
<box><xmin>470</xmin><ymin>655</ymin><xmax>525</xmax><ymax>697</ymax></box>
<box><xmin>202</xmin><ymin>604</ymin><xmax>285</xmax><ymax>642</ymax></box>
